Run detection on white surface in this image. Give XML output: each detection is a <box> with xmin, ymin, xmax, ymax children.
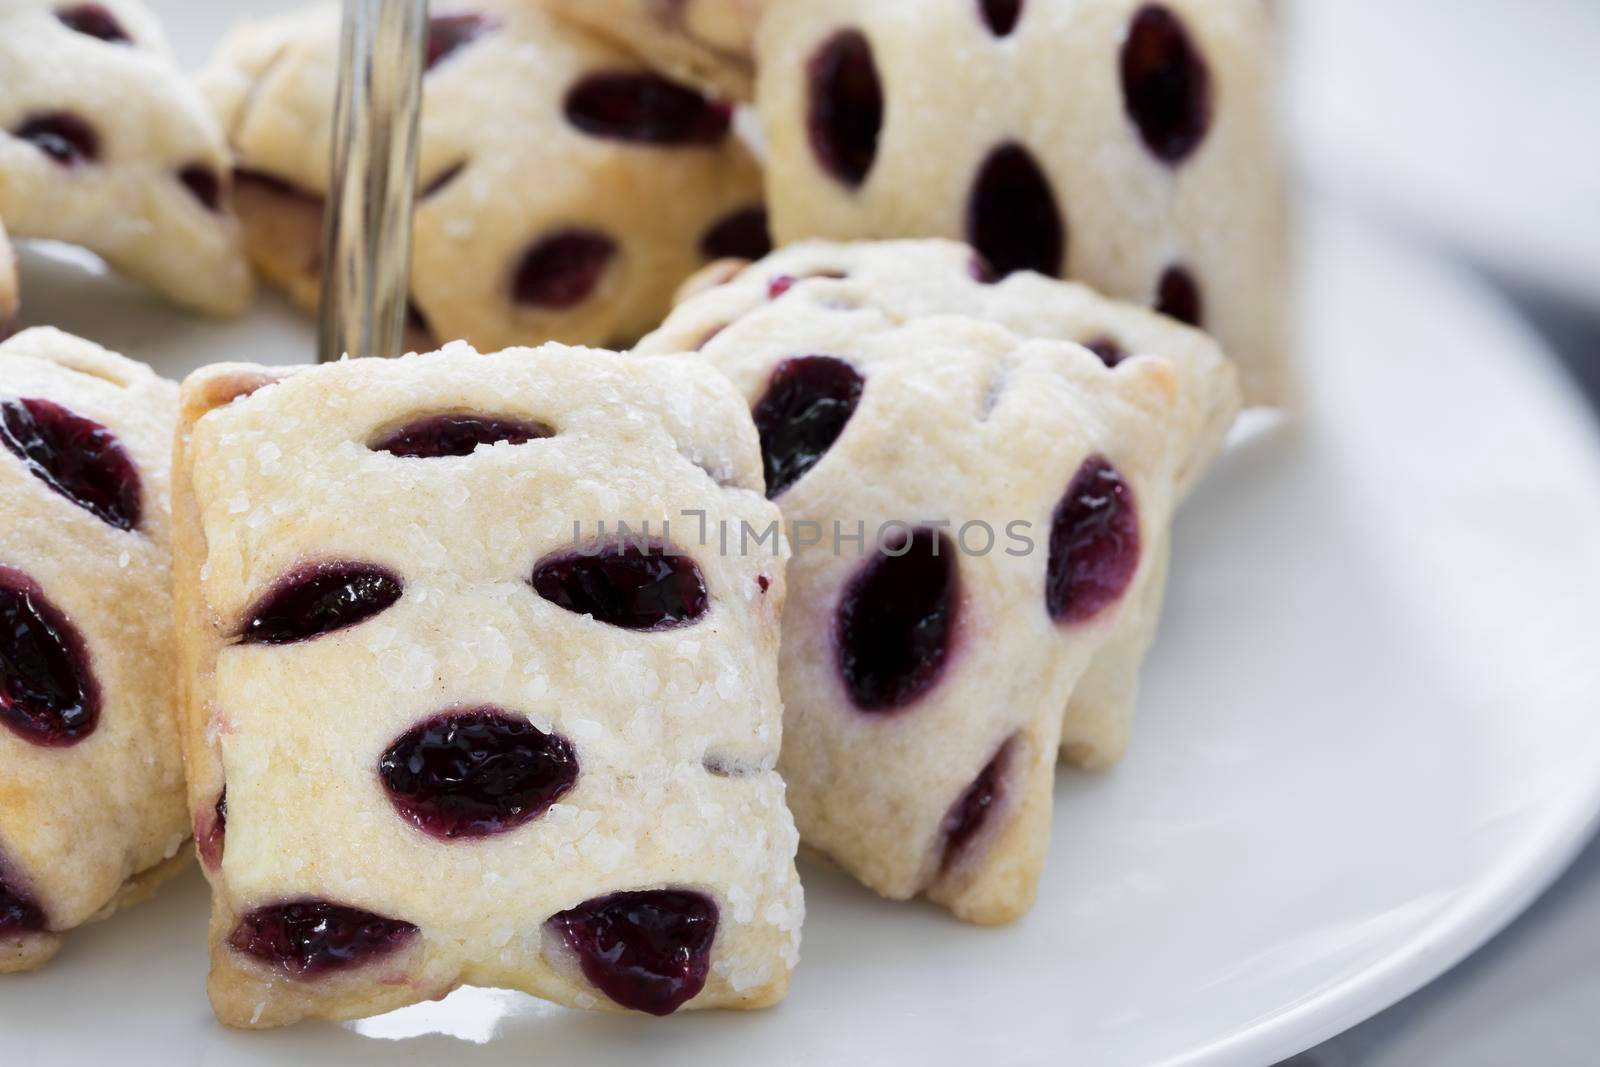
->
<box><xmin>1308</xmin><ymin>829</ymin><xmax>1600</xmax><ymax>1066</ymax></box>
<box><xmin>7</xmin><ymin>200</ymin><xmax>1600</xmax><ymax>1064</ymax></box>
<box><xmin>1289</xmin><ymin>0</ymin><xmax>1600</xmax><ymax>305</ymax></box>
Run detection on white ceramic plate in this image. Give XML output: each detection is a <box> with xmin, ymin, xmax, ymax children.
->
<box><xmin>1289</xmin><ymin>0</ymin><xmax>1600</xmax><ymax>305</ymax></box>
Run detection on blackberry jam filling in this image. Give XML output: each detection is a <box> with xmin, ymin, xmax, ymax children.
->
<box><xmin>0</xmin><ymin>567</ymin><xmax>99</xmax><ymax>747</ymax></box>
<box><xmin>240</xmin><ymin>563</ymin><xmax>402</xmax><ymax>645</ymax></box>
<box><xmin>836</xmin><ymin>529</ymin><xmax>959</xmax><ymax>712</ymax></box>
<box><xmin>533</xmin><ymin>544</ymin><xmax>708</xmax><ymax>632</ymax></box>
<box><xmin>379</xmin><ymin>709</ymin><xmax>578</xmax><ymax>839</ymax></box>
<box><xmin>1046</xmin><ymin>456</ymin><xmax>1139</xmax><ymax>624</ymax></box>
<box><xmin>548</xmin><ymin>889</ymin><xmax>718</xmax><ymax>1015</ymax></box>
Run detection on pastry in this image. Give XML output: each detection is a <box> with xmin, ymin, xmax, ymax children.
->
<box><xmin>637</xmin><ymin>239</ymin><xmax>1240</xmax><ymax>922</ymax></box>
<box><xmin>0</xmin><ymin>219</ymin><xmax>16</xmax><ymax>337</ymax></box>
<box><xmin>202</xmin><ymin>1</ymin><xmax>768</xmax><ymax>352</ymax></box>
<box><xmin>172</xmin><ymin>343</ymin><xmax>801</xmax><ymax>1026</ymax></box>
<box><xmin>754</xmin><ymin>0</ymin><xmax>1289</xmax><ymax>404</ymax></box>
<box><xmin>0</xmin><ymin>0</ymin><xmax>250</xmax><ymax>315</ymax></box>
<box><xmin>541</xmin><ymin>0</ymin><xmax>765</xmax><ymax>101</ymax></box>
<box><xmin>0</xmin><ymin>326</ymin><xmax>190</xmax><ymax>972</ymax></box>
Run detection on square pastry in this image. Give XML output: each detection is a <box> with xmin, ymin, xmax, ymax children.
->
<box><xmin>172</xmin><ymin>344</ymin><xmax>802</xmax><ymax>1026</ymax></box>
<box><xmin>0</xmin><ymin>327</ymin><xmax>190</xmax><ymax>972</ymax></box>
<box><xmin>0</xmin><ymin>0</ymin><xmax>250</xmax><ymax>314</ymax></box>
<box><xmin>639</xmin><ymin>240</ymin><xmax>1240</xmax><ymax>923</ymax></box>
<box><xmin>201</xmin><ymin>0</ymin><xmax>765</xmax><ymax>351</ymax></box>
<box><xmin>755</xmin><ymin>0</ymin><xmax>1288</xmax><ymax>404</ymax></box>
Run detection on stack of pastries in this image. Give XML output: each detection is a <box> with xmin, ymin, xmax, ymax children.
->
<box><xmin>0</xmin><ymin>0</ymin><xmax>1284</xmax><ymax>1028</ymax></box>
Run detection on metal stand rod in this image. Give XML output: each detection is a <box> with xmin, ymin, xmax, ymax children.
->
<box><xmin>318</xmin><ymin>0</ymin><xmax>426</xmax><ymax>363</ymax></box>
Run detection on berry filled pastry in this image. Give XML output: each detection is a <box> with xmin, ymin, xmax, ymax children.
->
<box><xmin>172</xmin><ymin>344</ymin><xmax>802</xmax><ymax>1027</ymax></box>
<box><xmin>638</xmin><ymin>240</ymin><xmax>1239</xmax><ymax>923</ymax></box>
<box><xmin>202</xmin><ymin>1</ymin><xmax>768</xmax><ymax>352</ymax></box>
<box><xmin>541</xmin><ymin>0</ymin><xmax>765</xmax><ymax>102</ymax></box>
<box><xmin>755</xmin><ymin>0</ymin><xmax>1289</xmax><ymax>405</ymax></box>
<box><xmin>0</xmin><ymin>327</ymin><xmax>190</xmax><ymax>972</ymax></box>
<box><xmin>0</xmin><ymin>0</ymin><xmax>251</xmax><ymax>315</ymax></box>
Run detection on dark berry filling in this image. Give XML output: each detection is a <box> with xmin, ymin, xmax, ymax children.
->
<box><xmin>0</xmin><ymin>874</ymin><xmax>46</xmax><ymax>936</ymax></box>
<box><xmin>836</xmin><ymin>529</ymin><xmax>958</xmax><ymax>712</ymax></box>
<box><xmin>548</xmin><ymin>890</ymin><xmax>718</xmax><ymax>1015</ymax></box>
<box><xmin>1121</xmin><ymin>4</ymin><xmax>1213</xmax><ymax>165</ymax></box>
<box><xmin>564</xmin><ymin>72</ymin><xmax>731</xmax><ymax>145</ymax></box>
<box><xmin>240</xmin><ymin>562</ymin><xmax>402</xmax><ymax>645</ymax></box>
<box><xmin>0</xmin><ymin>567</ymin><xmax>99</xmax><ymax>747</ymax></box>
<box><xmin>56</xmin><ymin>3</ymin><xmax>130</xmax><ymax>43</ymax></box>
<box><xmin>806</xmin><ymin>30</ymin><xmax>883</xmax><ymax>187</ymax></box>
<box><xmin>532</xmin><ymin>544</ymin><xmax>708</xmax><ymax>632</ymax></box>
<box><xmin>967</xmin><ymin>142</ymin><xmax>1064</xmax><ymax>279</ymax></box>
<box><xmin>979</xmin><ymin>0</ymin><xmax>1024</xmax><ymax>36</ymax></box>
<box><xmin>12</xmin><ymin>112</ymin><xmax>99</xmax><ymax>167</ymax></box>
<box><xmin>700</xmin><ymin>206</ymin><xmax>771</xmax><ymax>262</ymax></box>
<box><xmin>767</xmin><ymin>270</ymin><xmax>846</xmax><ymax>300</ymax></box>
<box><xmin>939</xmin><ymin>737</ymin><xmax>1015</xmax><ymax>875</ymax></box>
<box><xmin>178</xmin><ymin>165</ymin><xmax>222</xmax><ymax>212</ymax></box>
<box><xmin>379</xmin><ymin>709</ymin><xmax>578</xmax><ymax>840</ymax></box>
<box><xmin>1083</xmin><ymin>336</ymin><xmax>1127</xmax><ymax>367</ymax></box>
<box><xmin>419</xmin><ymin>160</ymin><xmax>466</xmax><ymax>199</ymax></box>
<box><xmin>1046</xmin><ymin>456</ymin><xmax>1139</xmax><ymax>624</ymax></box>
<box><xmin>512</xmin><ymin>229</ymin><xmax>616</xmax><ymax>309</ymax></box>
<box><xmin>197</xmin><ymin>790</ymin><xmax>226</xmax><ymax>871</ymax></box>
<box><xmin>751</xmin><ymin>355</ymin><xmax>863</xmax><ymax>498</ymax></box>
<box><xmin>425</xmin><ymin>13</ymin><xmax>498</xmax><ymax>70</ymax></box>
<box><xmin>371</xmin><ymin>414</ymin><xmax>551</xmax><ymax>458</ymax></box>
<box><xmin>228</xmin><ymin>900</ymin><xmax>418</xmax><ymax>977</ymax></box>
<box><xmin>969</xmin><ymin>252</ymin><xmax>999</xmax><ymax>284</ymax></box>
<box><xmin>1</xmin><ymin>397</ymin><xmax>141</xmax><ymax>530</ymax></box>
<box><xmin>1155</xmin><ymin>265</ymin><xmax>1203</xmax><ymax>326</ymax></box>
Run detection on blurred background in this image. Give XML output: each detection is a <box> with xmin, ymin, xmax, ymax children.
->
<box><xmin>1287</xmin><ymin>0</ymin><xmax>1600</xmax><ymax>1062</ymax></box>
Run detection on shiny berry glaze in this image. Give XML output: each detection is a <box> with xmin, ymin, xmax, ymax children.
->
<box><xmin>56</xmin><ymin>3</ymin><xmax>130</xmax><ymax>42</ymax></box>
<box><xmin>372</xmin><ymin>414</ymin><xmax>551</xmax><ymax>458</ymax></box>
<box><xmin>425</xmin><ymin>13</ymin><xmax>497</xmax><ymax>70</ymax></box>
<box><xmin>1155</xmin><ymin>265</ymin><xmax>1203</xmax><ymax>326</ymax></box>
<box><xmin>1046</xmin><ymin>456</ymin><xmax>1139</xmax><ymax>624</ymax></box>
<box><xmin>564</xmin><ymin>72</ymin><xmax>731</xmax><ymax>145</ymax></box>
<box><xmin>967</xmin><ymin>142</ymin><xmax>1065</xmax><ymax>279</ymax></box>
<box><xmin>767</xmin><ymin>270</ymin><xmax>846</xmax><ymax>300</ymax></box>
<box><xmin>1121</xmin><ymin>5</ymin><xmax>1213</xmax><ymax>165</ymax></box>
<box><xmin>836</xmin><ymin>529</ymin><xmax>959</xmax><ymax>712</ymax></box>
<box><xmin>512</xmin><ymin>229</ymin><xmax>616</xmax><ymax>309</ymax></box>
<box><xmin>939</xmin><ymin>737</ymin><xmax>1014</xmax><ymax>875</ymax></box>
<box><xmin>229</xmin><ymin>900</ymin><xmax>418</xmax><ymax>976</ymax></box>
<box><xmin>197</xmin><ymin>790</ymin><xmax>226</xmax><ymax>870</ymax></box>
<box><xmin>178</xmin><ymin>165</ymin><xmax>222</xmax><ymax>212</ymax></box>
<box><xmin>700</xmin><ymin>206</ymin><xmax>771</xmax><ymax>262</ymax></box>
<box><xmin>533</xmin><ymin>545</ymin><xmax>708</xmax><ymax>631</ymax></box>
<box><xmin>0</xmin><ymin>874</ymin><xmax>46</xmax><ymax>936</ymax></box>
<box><xmin>979</xmin><ymin>0</ymin><xmax>1024</xmax><ymax>36</ymax></box>
<box><xmin>1</xmin><ymin>397</ymin><xmax>141</xmax><ymax>530</ymax></box>
<box><xmin>0</xmin><ymin>567</ymin><xmax>99</xmax><ymax>747</ymax></box>
<box><xmin>240</xmin><ymin>562</ymin><xmax>402</xmax><ymax>645</ymax></box>
<box><xmin>807</xmin><ymin>30</ymin><xmax>883</xmax><ymax>187</ymax></box>
<box><xmin>420</xmin><ymin>160</ymin><xmax>466</xmax><ymax>199</ymax></box>
<box><xmin>548</xmin><ymin>890</ymin><xmax>718</xmax><ymax>1015</ymax></box>
<box><xmin>379</xmin><ymin>709</ymin><xmax>578</xmax><ymax>840</ymax></box>
<box><xmin>751</xmin><ymin>355</ymin><xmax>863</xmax><ymax>498</ymax></box>
<box><xmin>1082</xmin><ymin>336</ymin><xmax>1127</xmax><ymax>367</ymax></box>
<box><xmin>13</xmin><ymin>112</ymin><xmax>98</xmax><ymax>167</ymax></box>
